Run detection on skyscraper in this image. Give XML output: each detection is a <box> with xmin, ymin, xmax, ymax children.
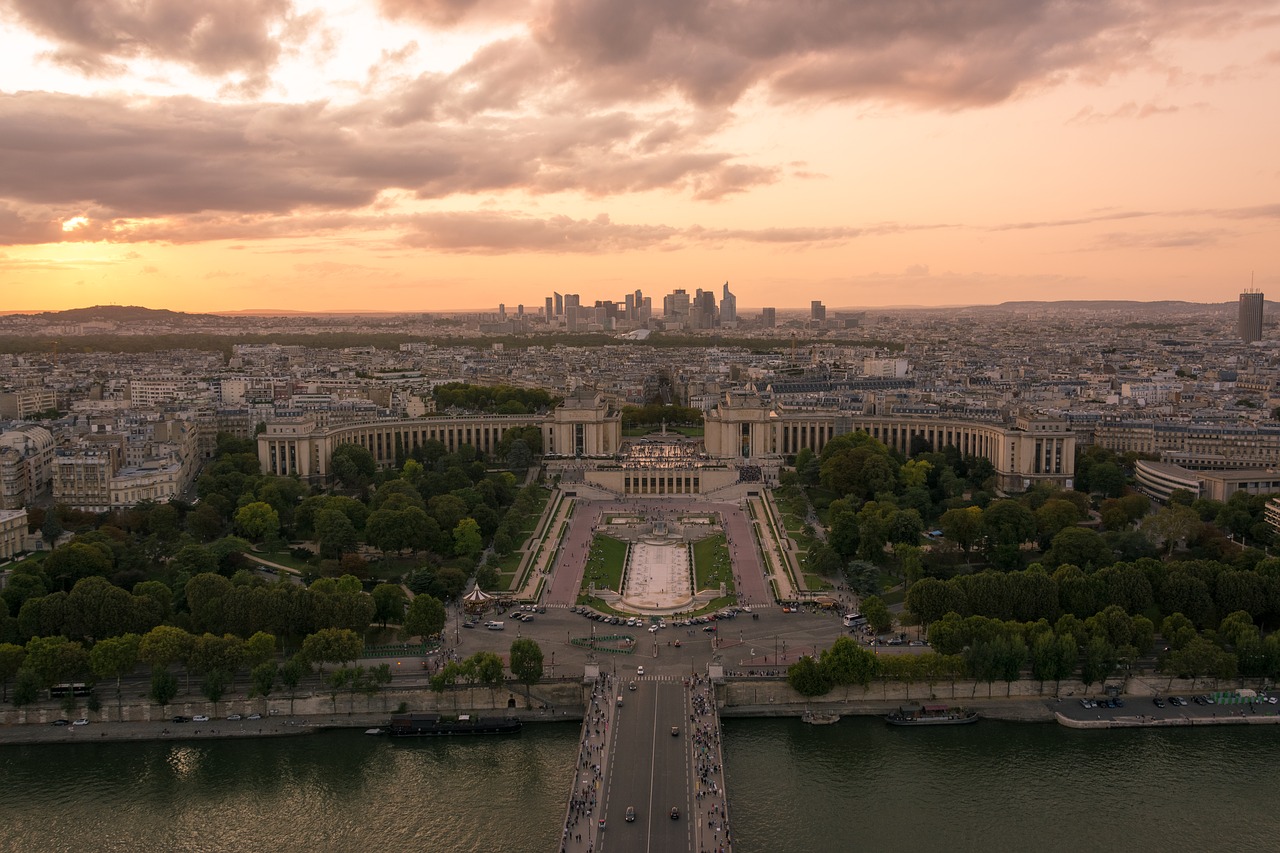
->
<box><xmin>1240</xmin><ymin>290</ymin><xmax>1264</xmax><ymax>343</ymax></box>
<box><xmin>811</xmin><ymin>300</ymin><xmax>826</xmax><ymax>324</ymax></box>
<box><xmin>761</xmin><ymin>307</ymin><xmax>776</xmax><ymax>328</ymax></box>
<box><xmin>720</xmin><ymin>282</ymin><xmax>737</xmax><ymax>324</ymax></box>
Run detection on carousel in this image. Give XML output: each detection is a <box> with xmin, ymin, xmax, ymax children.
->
<box><xmin>461</xmin><ymin>584</ymin><xmax>495</xmax><ymax>614</ymax></box>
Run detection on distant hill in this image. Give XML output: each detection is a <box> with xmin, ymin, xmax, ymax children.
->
<box><xmin>34</xmin><ymin>305</ymin><xmax>196</xmax><ymax>322</ymax></box>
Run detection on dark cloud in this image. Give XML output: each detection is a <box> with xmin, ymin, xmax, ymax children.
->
<box><xmin>0</xmin><ymin>90</ymin><xmax>772</xmax><ymax>241</ymax></box>
<box><xmin>8</xmin><ymin>0</ymin><xmax>305</xmax><ymax>79</ymax></box>
<box><xmin>523</xmin><ymin>0</ymin><xmax>1278</xmax><ymax>108</ymax></box>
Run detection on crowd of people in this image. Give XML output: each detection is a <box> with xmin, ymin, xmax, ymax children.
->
<box><xmin>689</xmin><ymin>675</ymin><xmax>732</xmax><ymax>853</ymax></box>
<box><xmin>561</xmin><ymin>673</ymin><xmax>615</xmax><ymax>853</ymax></box>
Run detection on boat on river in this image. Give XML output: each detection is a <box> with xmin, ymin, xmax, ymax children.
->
<box><xmin>802</xmin><ymin>710</ymin><xmax>841</xmax><ymax>725</ymax></box>
<box><xmin>387</xmin><ymin>713</ymin><xmax>522</xmax><ymax>737</ymax></box>
<box><xmin>885</xmin><ymin>704</ymin><xmax>979</xmax><ymax>726</ymax></box>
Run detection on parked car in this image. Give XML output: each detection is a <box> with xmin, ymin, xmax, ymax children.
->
<box><xmin>1153</xmin><ymin>697</ymin><xmax>1166</xmax><ymax>708</ymax></box>
<box><xmin>72</xmin><ymin>718</ymin><xmax>89</xmax><ymax>726</ymax></box>
<box><xmin>51</xmin><ymin>719</ymin><xmax>70</xmax><ymax>726</ymax></box>
<box><xmin>248</xmin><ymin>713</ymin><xmax>262</xmax><ymax>720</ymax></box>
<box><xmin>193</xmin><ymin>714</ymin><xmax>210</xmax><ymax>722</ymax></box>
<box><xmin>227</xmin><ymin>714</ymin><xmax>242</xmax><ymax>721</ymax></box>
<box><xmin>172</xmin><ymin>715</ymin><xmax>190</xmax><ymax>723</ymax></box>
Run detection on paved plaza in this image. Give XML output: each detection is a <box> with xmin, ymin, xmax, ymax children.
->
<box><xmin>623</xmin><ymin>540</ymin><xmax>691</xmax><ymax>610</ymax></box>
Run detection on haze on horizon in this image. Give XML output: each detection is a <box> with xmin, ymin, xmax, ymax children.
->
<box><xmin>0</xmin><ymin>0</ymin><xmax>1277</xmax><ymax>315</ymax></box>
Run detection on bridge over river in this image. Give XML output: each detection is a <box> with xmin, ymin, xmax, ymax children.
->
<box><xmin>559</xmin><ymin>672</ymin><xmax>733</xmax><ymax>853</ymax></box>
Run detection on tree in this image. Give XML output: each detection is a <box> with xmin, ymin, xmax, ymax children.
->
<box><xmin>997</xmin><ymin>635</ymin><xmax>1028</xmax><ymax>696</ymax></box>
<box><xmin>509</xmin><ymin>638</ymin><xmax>544</xmax><ymax>705</ymax></box>
<box><xmin>65</xmin><ymin>576</ymin><xmax>140</xmax><ymax>643</ymax></box>
<box><xmin>982</xmin><ymin>500</ymin><xmax>1037</xmax><ymax>551</ymax></box>
<box><xmin>138</xmin><ymin>625</ymin><xmax>194</xmax><ymax>671</ymax></box>
<box><xmin>1080</xmin><ymin>636</ymin><xmax>1117</xmax><ymax>693</ymax></box>
<box><xmin>314</xmin><ymin>508</ymin><xmax>359</xmax><ymax>558</ymax></box>
<box><xmin>331</xmin><ymin>443</ymin><xmax>376</xmax><ymax>490</ymax></box>
<box><xmin>22</xmin><ymin>635</ymin><xmax>89</xmax><ymax>691</ymax></box>
<box><xmin>372</xmin><ymin>583</ymin><xmax>407</xmax><ymax>627</ymax></box>
<box><xmin>818</xmin><ymin>637</ymin><xmax>877</xmax><ymax>698</ymax></box>
<box><xmin>1141</xmin><ymin>505</ymin><xmax>1201</xmax><ymax>555</ymax></box>
<box><xmin>300</xmin><ymin>628</ymin><xmax>363</xmax><ymax>673</ymax></box>
<box><xmin>1045</xmin><ymin>527</ymin><xmax>1111</xmax><ymax>570</ymax></box>
<box><xmin>0</xmin><ymin>643</ymin><xmax>25</xmax><ymax>702</ymax></box>
<box><xmin>149</xmin><ymin>667</ymin><xmax>178</xmax><ymax>709</ymax></box>
<box><xmin>250</xmin><ymin>661</ymin><xmax>277</xmax><ymax>699</ymax></box>
<box><xmin>939</xmin><ymin>506</ymin><xmax>983</xmax><ymax>556</ymax></box>
<box><xmin>505</xmin><ymin>439</ymin><xmax>534</xmax><ymax>472</ymax></box>
<box><xmin>279</xmin><ymin>656</ymin><xmax>310</xmax><ymax>715</ymax></box>
<box><xmin>786</xmin><ymin>655</ymin><xmax>832</xmax><ymax>698</ymax></box>
<box><xmin>243</xmin><ymin>631</ymin><xmax>277</xmax><ymax>669</ymax></box>
<box><xmin>202</xmin><ymin>668</ymin><xmax>230</xmax><ymax>715</ymax></box>
<box><xmin>403</xmin><ymin>594</ymin><xmax>446</xmax><ymax>639</ymax></box>
<box><xmin>1036</xmin><ymin>499</ymin><xmax>1082</xmax><ymax>546</ymax></box>
<box><xmin>453</xmin><ymin>517</ymin><xmax>483</xmax><ymax>559</ymax></box>
<box><xmin>470</xmin><ymin>651</ymin><xmax>506</xmax><ymax>691</ymax></box>
<box><xmin>43</xmin><ymin>542</ymin><xmax>113</xmax><ymax>592</ymax></box>
<box><xmin>235</xmin><ymin>502</ymin><xmax>280</xmax><ymax>543</ymax></box>
<box><xmin>1030</xmin><ymin>632</ymin><xmax>1077</xmax><ymax>695</ymax></box>
<box><xmin>89</xmin><ymin>633</ymin><xmax>141</xmax><ymax>713</ymax></box>
<box><xmin>861</xmin><ymin>595</ymin><xmax>893</xmax><ymax>635</ymax></box>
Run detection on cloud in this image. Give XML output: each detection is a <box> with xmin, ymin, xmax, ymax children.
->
<box><xmin>522</xmin><ymin>0</ymin><xmax>1280</xmax><ymax>109</ymax></box>
<box><xmin>377</xmin><ymin>0</ymin><xmax>527</xmax><ymax>27</ymax></box>
<box><xmin>401</xmin><ymin>211</ymin><xmax>680</xmax><ymax>252</ymax></box>
<box><xmin>7</xmin><ymin>0</ymin><xmax>309</xmax><ymax>81</ymax></box>
<box><xmin>0</xmin><ymin>89</ymin><xmax>774</xmax><ymax>240</ymax></box>
<box><xmin>396</xmin><ymin>210</ymin><xmax>942</xmax><ymax>253</ymax></box>
<box><xmin>1066</xmin><ymin>101</ymin><xmax>1194</xmax><ymax>124</ymax></box>
<box><xmin>1088</xmin><ymin>229</ymin><xmax>1231</xmax><ymax>249</ymax></box>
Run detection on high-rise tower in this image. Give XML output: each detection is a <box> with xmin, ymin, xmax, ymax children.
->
<box><xmin>1240</xmin><ymin>289</ymin><xmax>1264</xmax><ymax>343</ymax></box>
<box><xmin>720</xmin><ymin>282</ymin><xmax>737</xmax><ymax>324</ymax></box>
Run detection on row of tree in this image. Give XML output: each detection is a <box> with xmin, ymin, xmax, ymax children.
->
<box><xmin>906</xmin><ymin>556</ymin><xmax>1280</xmax><ymax>630</ymax></box>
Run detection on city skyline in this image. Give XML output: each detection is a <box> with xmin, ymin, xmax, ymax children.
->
<box><xmin>1</xmin><ymin>1</ymin><xmax>1278</xmax><ymax>313</ymax></box>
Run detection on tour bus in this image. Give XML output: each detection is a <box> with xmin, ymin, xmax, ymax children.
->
<box><xmin>49</xmin><ymin>682</ymin><xmax>92</xmax><ymax>698</ymax></box>
<box><xmin>485</xmin><ymin>621</ymin><xmax>505</xmax><ymax>630</ymax></box>
<box><xmin>842</xmin><ymin>613</ymin><xmax>868</xmax><ymax>629</ymax></box>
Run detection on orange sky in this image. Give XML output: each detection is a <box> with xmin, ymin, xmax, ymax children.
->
<box><xmin>1</xmin><ymin>0</ymin><xmax>1278</xmax><ymax>313</ymax></box>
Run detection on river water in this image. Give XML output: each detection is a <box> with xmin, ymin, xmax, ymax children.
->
<box><xmin>3</xmin><ymin>719</ymin><xmax>1278</xmax><ymax>853</ymax></box>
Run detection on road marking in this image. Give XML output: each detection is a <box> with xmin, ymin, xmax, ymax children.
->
<box><xmin>645</xmin><ymin>683</ymin><xmax>659</xmax><ymax>853</ymax></box>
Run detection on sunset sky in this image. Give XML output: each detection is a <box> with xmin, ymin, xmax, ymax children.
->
<box><xmin>1</xmin><ymin>0</ymin><xmax>1278</xmax><ymax>314</ymax></box>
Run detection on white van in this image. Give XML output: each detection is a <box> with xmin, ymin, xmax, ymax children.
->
<box><xmin>486</xmin><ymin>621</ymin><xmax>505</xmax><ymax>630</ymax></box>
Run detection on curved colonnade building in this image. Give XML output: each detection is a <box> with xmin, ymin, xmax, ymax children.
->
<box><xmin>258</xmin><ymin>388</ymin><xmax>1075</xmax><ymax>495</ymax></box>
<box><xmin>258</xmin><ymin>390</ymin><xmax>621</xmax><ymax>482</ymax></box>
<box><xmin>702</xmin><ymin>391</ymin><xmax>1075</xmax><ymax>493</ymax></box>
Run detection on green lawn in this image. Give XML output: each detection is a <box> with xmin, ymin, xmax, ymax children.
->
<box><xmin>580</xmin><ymin>534</ymin><xmax>628</xmax><ymax>592</ymax></box>
<box><xmin>251</xmin><ymin>545</ymin><xmax>319</xmax><ymax>572</ymax></box>
<box><xmin>692</xmin><ymin>534</ymin><xmax>735</xmax><ymax>594</ymax></box>
<box><xmin>803</xmin><ymin>573</ymin><xmax>835</xmax><ymax>591</ymax></box>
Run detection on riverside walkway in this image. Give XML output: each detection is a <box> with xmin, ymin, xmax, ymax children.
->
<box><xmin>559</xmin><ymin>670</ymin><xmax>733</xmax><ymax>853</ymax></box>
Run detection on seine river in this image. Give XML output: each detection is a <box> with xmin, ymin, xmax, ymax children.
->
<box><xmin>4</xmin><ymin>719</ymin><xmax>1279</xmax><ymax>853</ymax></box>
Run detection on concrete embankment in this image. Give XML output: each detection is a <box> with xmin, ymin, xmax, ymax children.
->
<box><xmin>1056</xmin><ymin>710</ymin><xmax>1280</xmax><ymax>729</ymax></box>
<box><xmin>0</xmin><ymin>681</ymin><xmax>587</xmax><ymax>746</ymax></box>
